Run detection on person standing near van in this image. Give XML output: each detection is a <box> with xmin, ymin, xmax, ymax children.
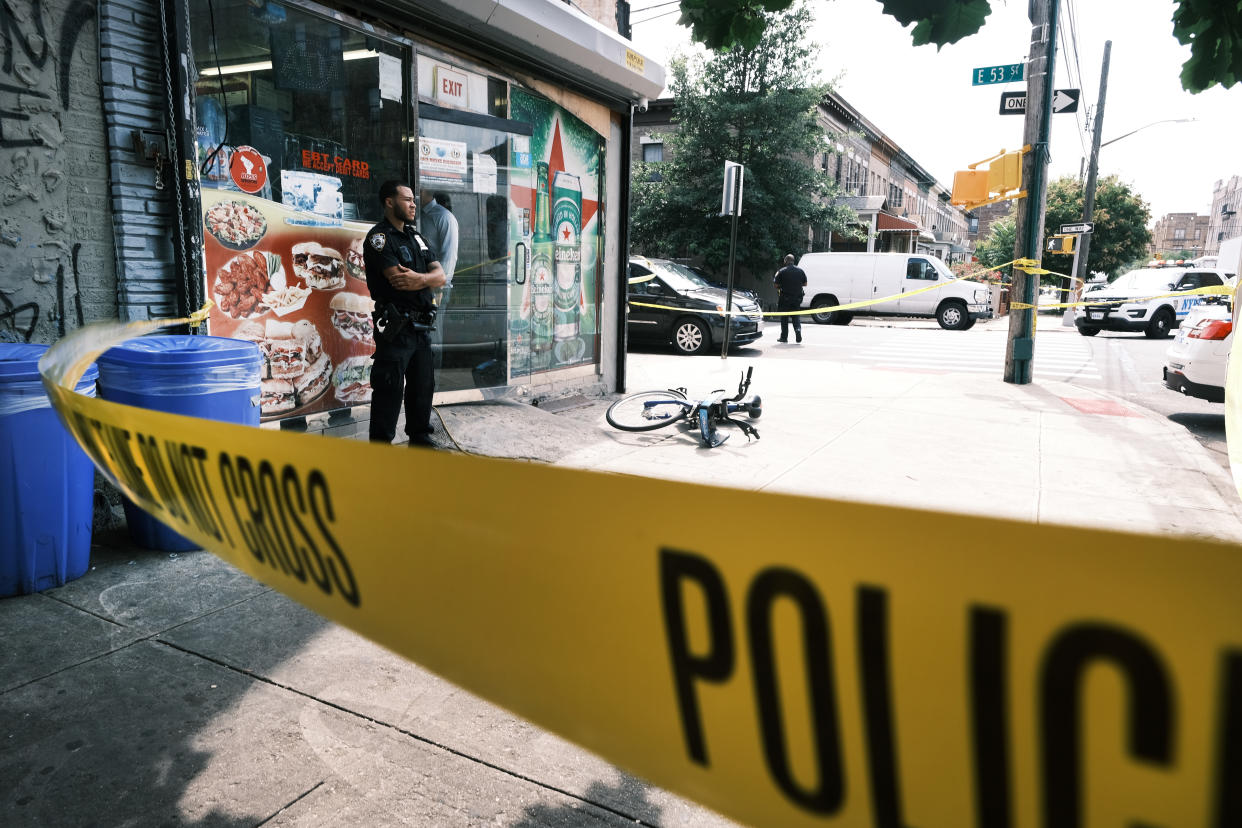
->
<box><xmin>774</xmin><ymin>254</ymin><xmax>807</xmax><ymax>343</ymax></box>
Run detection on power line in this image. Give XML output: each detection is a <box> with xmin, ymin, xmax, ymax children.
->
<box><xmin>1064</xmin><ymin>0</ymin><xmax>1093</xmax><ymax>147</ymax></box>
<box><xmin>631</xmin><ymin>7</ymin><xmax>681</xmax><ymax>25</ymax></box>
<box><xmin>1055</xmin><ymin>0</ymin><xmax>1090</xmax><ymax>161</ymax></box>
<box><xmin>630</xmin><ymin>0</ymin><xmax>679</xmax><ymax>12</ymax></box>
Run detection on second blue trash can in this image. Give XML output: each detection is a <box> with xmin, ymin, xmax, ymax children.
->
<box><xmin>96</xmin><ymin>335</ymin><xmax>262</xmax><ymax>552</ymax></box>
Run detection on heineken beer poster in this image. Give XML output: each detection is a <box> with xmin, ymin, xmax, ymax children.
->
<box><xmin>508</xmin><ymin>90</ymin><xmax>604</xmax><ymax>377</ymax></box>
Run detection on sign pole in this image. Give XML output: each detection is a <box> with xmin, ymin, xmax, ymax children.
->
<box><xmin>1062</xmin><ymin>241</ymin><xmax>1081</xmax><ymax>326</ymax></box>
<box><xmin>721</xmin><ymin>163</ymin><xmax>743</xmax><ymax>360</ymax></box>
<box><xmin>722</xmin><ymin>173</ymin><xmax>740</xmax><ymax>359</ymax></box>
<box><xmin>1004</xmin><ymin>0</ymin><xmax>1058</xmax><ymax>384</ymax></box>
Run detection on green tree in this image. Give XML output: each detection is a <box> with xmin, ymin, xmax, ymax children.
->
<box><xmin>974</xmin><ymin>212</ymin><xmax>1016</xmax><ymax>269</ymax></box>
<box><xmin>630</xmin><ymin>3</ymin><xmax>855</xmax><ymax>283</ymax></box>
<box><xmin>678</xmin><ymin>0</ymin><xmax>1242</xmax><ymax>93</ymax></box>
<box><xmin>1042</xmin><ymin>175</ymin><xmax>1152</xmax><ymax>277</ymax></box>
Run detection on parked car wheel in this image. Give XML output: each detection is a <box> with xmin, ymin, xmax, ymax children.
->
<box><xmin>672</xmin><ymin>317</ymin><xmax>710</xmax><ymax>355</ymax></box>
<box><xmin>1078</xmin><ymin>326</ymin><xmax>1100</xmax><ymax>336</ymax></box>
<box><xmin>1145</xmin><ymin>307</ymin><xmax>1174</xmax><ymax>339</ymax></box>
<box><xmin>810</xmin><ymin>296</ymin><xmax>840</xmax><ymax>325</ymax></box>
<box><xmin>936</xmin><ymin>300</ymin><xmax>970</xmax><ymax>331</ymax></box>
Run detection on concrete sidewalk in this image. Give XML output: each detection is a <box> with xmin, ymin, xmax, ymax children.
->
<box><xmin>4</xmin><ymin>336</ymin><xmax>1241</xmax><ymax>827</ymax></box>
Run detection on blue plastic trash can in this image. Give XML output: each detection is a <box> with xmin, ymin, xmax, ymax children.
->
<box><xmin>96</xmin><ymin>335</ymin><xmax>262</xmax><ymax>552</ymax></box>
<box><xmin>0</xmin><ymin>343</ymin><xmax>99</xmax><ymax>596</ymax></box>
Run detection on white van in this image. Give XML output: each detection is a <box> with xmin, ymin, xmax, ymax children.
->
<box><xmin>795</xmin><ymin>252</ymin><xmax>993</xmax><ymax>330</ymax></box>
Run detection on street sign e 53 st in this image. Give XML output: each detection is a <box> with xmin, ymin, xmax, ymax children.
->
<box><xmin>972</xmin><ymin>63</ymin><xmax>1024</xmax><ymax>85</ymax></box>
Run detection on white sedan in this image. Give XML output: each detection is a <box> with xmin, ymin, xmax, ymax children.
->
<box><xmin>1163</xmin><ymin>298</ymin><xmax>1233</xmax><ymax>403</ymax></box>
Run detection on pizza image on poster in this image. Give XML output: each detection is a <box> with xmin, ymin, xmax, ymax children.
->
<box><xmin>201</xmin><ymin>190</ymin><xmax>376</xmax><ymax>421</ymax></box>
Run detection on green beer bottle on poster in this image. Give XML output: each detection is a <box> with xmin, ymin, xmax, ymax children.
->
<box><xmin>552</xmin><ymin>170</ymin><xmax>583</xmax><ymax>363</ymax></box>
<box><xmin>530</xmin><ymin>162</ymin><xmax>554</xmax><ymax>359</ymax></box>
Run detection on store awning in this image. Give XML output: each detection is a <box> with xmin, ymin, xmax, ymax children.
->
<box><xmin>398</xmin><ymin>0</ymin><xmax>665</xmax><ymax>104</ymax></box>
<box><xmin>875</xmin><ymin>212</ymin><xmax>919</xmax><ymax>232</ymax></box>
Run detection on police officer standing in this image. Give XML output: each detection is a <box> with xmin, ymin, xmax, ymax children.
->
<box><xmin>363</xmin><ymin>181</ymin><xmax>446</xmax><ymax>447</ymax></box>
<box><xmin>774</xmin><ymin>253</ymin><xmax>807</xmax><ymax>343</ymax></box>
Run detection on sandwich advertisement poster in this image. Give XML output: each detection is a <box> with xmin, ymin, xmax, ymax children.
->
<box><xmin>201</xmin><ymin>189</ymin><xmax>375</xmax><ymax>422</ymax></box>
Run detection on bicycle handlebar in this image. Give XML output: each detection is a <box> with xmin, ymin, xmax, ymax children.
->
<box><xmin>728</xmin><ymin>367</ymin><xmax>754</xmax><ymax>402</ymax></box>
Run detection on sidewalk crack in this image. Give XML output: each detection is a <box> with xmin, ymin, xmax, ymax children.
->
<box><xmin>254</xmin><ymin>780</ymin><xmax>325</xmax><ymax>825</ymax></box>
<box><xmin>153</xmin><ymin>640</ymin><xmax>663</xmax><ymax>828</ymax></box>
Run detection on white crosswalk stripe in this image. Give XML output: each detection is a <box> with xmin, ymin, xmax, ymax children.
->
<box><xmin>864</xmin><ymin>338</ymin><xmax>1101</xmax><ymax>380</ymax></box>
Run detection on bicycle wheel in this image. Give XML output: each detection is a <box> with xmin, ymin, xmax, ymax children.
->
<box><xmin>606</xmin><ymin>389</ymin><xmax>690</xmax><ymax>432</ymax></box>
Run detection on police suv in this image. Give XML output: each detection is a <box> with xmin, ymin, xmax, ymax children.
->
<box><xmin>1075</xmin><ymin>264</ymin><xmax>1227</xmax><ymax>339</ymax></box>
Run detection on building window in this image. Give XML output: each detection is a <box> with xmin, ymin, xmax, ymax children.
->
<box><xmin>1196</xmin><ymin>229</ymin><xmax>1202</xmax><ymax>239</ymax></box>
<box><xmin>642</xmin><ymin>142</ymin><xmax>663</xmax><ymax>163</ymax></box>
<box><xmin>191</xmin><ymin>0</ymin><xmax>409</xmax><ymax>219</ymax></box>
<box><xmin>1174</xmin><ymin>228</ymin><xmax>1186</xmax><ymax>239</ymax></box>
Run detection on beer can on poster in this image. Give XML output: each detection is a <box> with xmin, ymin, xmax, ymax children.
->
<box><xmin>552</xmin><ymin>171</ymin><xmax>582</xmax><ymax>349</ymax></box>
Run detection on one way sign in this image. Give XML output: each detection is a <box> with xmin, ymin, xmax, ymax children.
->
<box><xmin>998</xmin><ymin>88</ymin><xmax>1080</xmax><ymax>115</ymax></box>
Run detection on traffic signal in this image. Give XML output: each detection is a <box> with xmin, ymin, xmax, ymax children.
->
<box><xmin>950</xmin><ymin>170</ymin><xmax>988</xmax><ymax>206</ymax></box>
<box><xmin>950</xmin><ymin>146</ymin><xmax>1029</xmax><ymax>209</ymax></box>
<box><xmin>987</xmin><ymin>151</ymin><xmax>1022</xmax><ymax>195</ymax></box>
<box><xmin>1046</xmin><ymin>234</ymin><xmax>1076</xmax><ymax>254</ymax></box>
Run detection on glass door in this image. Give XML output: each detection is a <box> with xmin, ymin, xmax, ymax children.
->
<box><xmin>417</xmin><ymin>107</ymin><xmax>531</xmax><ymax>392</ymax></box>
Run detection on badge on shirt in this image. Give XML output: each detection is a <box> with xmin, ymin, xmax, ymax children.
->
<box><xmin>370</xmin><ymin>233</ymin><xmax>386</xmax><ymax>251</ymax></box>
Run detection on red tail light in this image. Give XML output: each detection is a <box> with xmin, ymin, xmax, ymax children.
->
<box><xmin>1188</xmin><ymin>319</ymin><xmax>1233</xmax><ymax>340</ymax></box>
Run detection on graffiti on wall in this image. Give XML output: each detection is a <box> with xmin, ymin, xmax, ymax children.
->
<box><xmin>0</xmin><ymin>0</ymin><xmax>99</xmax><ymax>342</ymax></box>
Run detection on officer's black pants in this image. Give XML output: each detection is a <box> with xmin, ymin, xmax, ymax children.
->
<box><xmin>778</xmin><ymin>298</ymin><xmax>803</xmax><ymax>340</ymax></box>
<box><xmin>368</xmin><ymin>327</ymin><xmax>434</xmax><ymax>444</ymax></box>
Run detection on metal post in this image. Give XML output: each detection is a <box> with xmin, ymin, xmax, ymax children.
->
<box><xmin>1004</xmin><ymin>0</ymin><xmax>1058</xmax><ymax>384</ymax></box>
<box><xmin>1072</xmin><ymin>41</ymin><xmax>1112</xmax><ymax>302</ymax></box>
<box><xmin>1062</xmin><ymin>241</ymin><xmax>1081</xmax><ymax>326</ymax></box>
<box><xmin>721</xmin><ymin>172</ymin><xmax>740</xmax><ymax>359</ymax></box>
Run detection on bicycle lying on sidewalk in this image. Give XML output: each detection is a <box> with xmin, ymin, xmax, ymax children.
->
<box><xmin>605</xmin><ymin>367</ymin><xmax>762</xmax><ymax>448</ymax></box>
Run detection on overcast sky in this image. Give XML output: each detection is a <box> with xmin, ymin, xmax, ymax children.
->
<box><xmin>631</xmin><ymin>0</ymin><xmax>1242</xmax><ymax>223</ymax></box>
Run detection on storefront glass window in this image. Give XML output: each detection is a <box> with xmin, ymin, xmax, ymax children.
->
<box><xmin>190</xmin><ymin>0</ymin><xmax>410</xmax><ymax>422</ymax></box>
<box><xmin>415</xmin><ymin>56</ymin><xmax>605</xmax><ymax>393</ymax></box>
<box><xmin>191</xmin><ymin>0</ymin><xmax>407</xmax><ymax>216</ymax></box>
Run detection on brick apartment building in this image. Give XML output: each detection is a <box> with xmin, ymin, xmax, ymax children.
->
<box><xmin>632</xmin><ymin>91</ymin><xmax>973</xmax><ymax>264</ymax></box>
<box><xmin>1150</xmin><ymin>212</ymin><xmax>1211</xmax><ymax>258</ymax></box>
<box><xmin>1208</xmin><ymin>175</ymin><xmax>1242</xmax><ymax>256</ymax></box>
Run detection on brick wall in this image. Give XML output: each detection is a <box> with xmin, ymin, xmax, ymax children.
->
<box><xmin>0</xmin><ymin>0</ymin><xmax>117</xmax><ymax>343</ymax></box>
<box><xmin>99</xmin><ymin>0</ymin><xmax>180</xmax><ymax>320</ymax></box>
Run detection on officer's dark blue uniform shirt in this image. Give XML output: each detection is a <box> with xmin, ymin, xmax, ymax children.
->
<box><xmin>363</xmin><ymin>219</ymin><xmax>435</xmax><ymax>312</ymax></box>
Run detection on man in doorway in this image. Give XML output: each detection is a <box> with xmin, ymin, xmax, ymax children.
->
<box><xmin>774</xmin><ymin>253</ymin><xmax>807</xmax><ymax>343</ymax></box>
<box><xmin>364</xmin><ymin>181</ymin><xmax>445</xmax><ymax>447</ymax></box>
<box><xmin>420</xmin><ymin>190</ymin><xmax>459</xmax><ymax>371</ymax></box>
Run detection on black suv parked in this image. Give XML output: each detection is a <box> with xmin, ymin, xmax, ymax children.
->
<box><xmin>626</xmin><ymin>257</ymin><xmax>763</xmax><ymax>355</ymax></box>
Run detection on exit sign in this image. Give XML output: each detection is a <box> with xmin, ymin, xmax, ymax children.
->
<box><xmin>972</xmin><ymin>63</ymin><xmax>1024</xmax><ymax>86</ymax></box>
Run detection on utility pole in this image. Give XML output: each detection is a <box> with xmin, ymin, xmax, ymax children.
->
<box><xmin>1073</xmin><ymin>41</ymin><xmax>1111</xmax><ymax>299</ymax></box>
<box><xmin>1004</xmin><ymin>0</ymin><xmax>1058</xmax><ymax>384</ymax></box>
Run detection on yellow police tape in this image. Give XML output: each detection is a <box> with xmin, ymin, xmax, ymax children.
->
<box><xmin>39</xmin><ymin>316</ymin><xmax>1242</xmax><ymax>827</ymax></box>
<box><xmin>631</xmin><ymin>273</ymin><xmax>989</xmax><ymax>318</ymax></box>
<box><xmin>1011</xmin><ymin>284</ymin><xmax>1232</xmax><ymax>311</ymax></box>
